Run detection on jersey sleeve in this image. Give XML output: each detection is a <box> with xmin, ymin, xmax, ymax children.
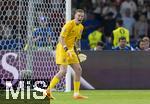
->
<box><xmin>60</xmin><ymin>21</ymin><xmax>73</xmax><ymax>37</ymax></box>
<box><xmin>77</xmin><ymin>25</ymin><xmax>84</xmax><ymax>40</ymax></box>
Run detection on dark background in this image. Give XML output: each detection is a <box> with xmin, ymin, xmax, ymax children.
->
<box><xmin>81</xmin><ymin>51</ymin><xmax>150</xmax><ymax>89</ymax></box>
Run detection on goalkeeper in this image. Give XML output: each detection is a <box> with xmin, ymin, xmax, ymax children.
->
<box><xmin>44</xmin><ymin>9</ymin><xmax>88</xmax><ymax>99</ymax></box>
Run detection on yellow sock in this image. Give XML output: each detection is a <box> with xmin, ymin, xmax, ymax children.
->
<box><xmin>74</xmin><ymin>81</ymin><xmax>80</xmax><ymax>94</ymax></box>
<box><xmin>48</xmin><ymin>76</ymin><xmax>60</xmax><ymax>90</ymax></box>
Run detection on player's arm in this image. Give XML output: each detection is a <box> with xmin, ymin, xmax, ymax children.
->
<box><xmin>74</xmin><ymin>39</ymin><xmax>81</xmax><ymax>54</ymax></box>
<box><xmin>74</xmin><ymin>27</ymin><xmax>83</xmax><ymax>53</ymax></box>
<box><xmin>59</xmin><ymin>22</ymin><xmax>73</xmax><ymax>51</ymax></box>
<box><xmin>59</xmin><ymin>22</ymin><xmax>73</xmax><ymax>58</ymax></box>
<box><xmin>59</xmin><ymin>35</ymin><xmax>68</xmax><ymax>51</ymax></box>
<box><xmin>75</xmin><ymin>40</ymin><xmax>87</xmax><ymax>62</ymax></box>
<box><xmin>59</xmin><ymin>33</ymin><xmax>73</xmax><ymax>58</ymax></box>
<box><xmin>75</xmin><ymin>29</ymin><xmax>87</xmax><ymax>62</ymax></box>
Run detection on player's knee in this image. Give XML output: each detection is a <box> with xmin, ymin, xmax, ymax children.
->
<box><xmin>63</xmin><ymin>70</ymin><xmax>67</xmax><ymax>76</ymax></box>
<box><xmin>59</xmin><ymin>65</ymin><xmax>67</xmax><ymax>76</ymax></box>
<box><xmin>60</xmin><ymin>69</ymin><xmax>67</xmax><ymax>76</ymax></box>
<box><xmin>57</xmin><ymin>69</ymin><xmax>67</xmax><ymax>78</ymax></box>
<box><xmin>76</xmin><ymin>67</ymin><xmax>82</xmax><ymax>75</ymax></box>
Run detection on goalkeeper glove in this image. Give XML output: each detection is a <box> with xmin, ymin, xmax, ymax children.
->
<box><xmin>78</xmin><ymin>53</ymin><xmax>87</xmax><ymax>62</ymax></box>
<box><xmin>74</xmin><ymin>47</ymin><xmax>87</xmax><ymax>62</ymax></box>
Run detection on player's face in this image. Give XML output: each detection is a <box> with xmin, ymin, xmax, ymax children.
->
<box><xmin>74</xmin><ymin>12</ymin><xmax>84</xmax><ymax>24</ymax></box>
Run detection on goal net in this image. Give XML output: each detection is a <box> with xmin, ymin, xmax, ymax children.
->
<box><xmin>0</xmin><ymin>0</ymin><xmax>68</xmax><ymax>91</ymax></box>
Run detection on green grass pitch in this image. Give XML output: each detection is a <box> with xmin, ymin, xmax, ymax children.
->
<box><xmin>1</xmin><ymin>90</ymin><xmax>150</xmax><ymax>104</ymax></box>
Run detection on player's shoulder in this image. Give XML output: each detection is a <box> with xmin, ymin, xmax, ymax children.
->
<box><xmin>65</xmin><ymin>20</ymin><xmax>84</xmax><ymax>29</ymax></box>
<box><xmin>63</xmin><ymin>20</ymin><xmax>75</xmax><ymax>29</ymax></box>
<box><xmin>79</xmin><ymin>24</ymin><xmax>84</xmax><ymax>29</ymax></box>
<box><xmin>66</xmin><ymin>20</ymin><xmax>75</xmax><ymax>26</ymax></box>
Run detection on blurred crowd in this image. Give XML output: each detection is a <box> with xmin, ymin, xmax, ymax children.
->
<box><xmin>0</xmin><ymin>0</ymin><xmax>150</xmax><ymax>51</ymax></box>
<box><xmin>72</xmin><ymin>0</ymin><xmax>150</xmax><ymax>51</ymax></box>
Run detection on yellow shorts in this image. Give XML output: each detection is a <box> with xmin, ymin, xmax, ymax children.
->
<box><xmin>56</xmin><ymin>43</ymin><xmax>79</xmax><ymax>65</ymax></box>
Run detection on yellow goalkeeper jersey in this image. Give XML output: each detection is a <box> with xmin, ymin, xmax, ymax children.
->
<box><xmin>56</xmin><ymin>19</ymin><xmax>84</xmax><ymax>65</ymax></box>
<box><xmin>60</xmin><ymin>19</ymin><xmax>84</xmax><ymax>49</ymax></box>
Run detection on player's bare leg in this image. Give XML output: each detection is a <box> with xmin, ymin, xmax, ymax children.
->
<box><xmin>71</xmin><ymin>63</ymin><xmax>88</xmax><ymax>99</ymax></box>
<box><xmin>45</xmin><ymin>65</ymin><xmax>67</xmax><ymax>99</ymax></box>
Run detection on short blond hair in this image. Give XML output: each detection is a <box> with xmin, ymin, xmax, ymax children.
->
<box><xmin>75</xmin><ymin>9</ymin><xmax>84</xmax><ymax>14</ymax></box>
